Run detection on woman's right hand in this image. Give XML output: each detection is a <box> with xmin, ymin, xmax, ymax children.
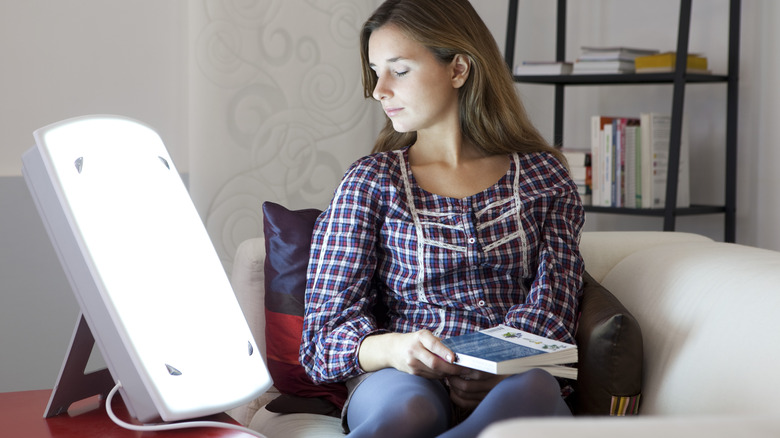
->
<box><xmin>358</xmin><ymin>330</ymin><xmax>463</xmax><ymax>379</ymax></box>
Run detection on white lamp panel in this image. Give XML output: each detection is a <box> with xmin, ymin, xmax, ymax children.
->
<box><xmin>23</xmin><ymin>115</ymin><xmax>272</xmax><ymax>422</ymax></box>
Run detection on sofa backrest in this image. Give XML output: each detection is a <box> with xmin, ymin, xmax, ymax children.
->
<box><xmin>580</xmin><ymin>231</ymin><xmax>713</xmax><ymax>283</ymax></box>
<box><xmin>601</xmin><ymin>241</ymin><xmax>780</xmax><ymax>416</ymax></box>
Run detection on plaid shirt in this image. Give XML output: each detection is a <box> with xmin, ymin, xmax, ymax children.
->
<box><xmin>300</xmin><ymin>147</ymin><xmax>584</xmax><ymax>384</ymax></box>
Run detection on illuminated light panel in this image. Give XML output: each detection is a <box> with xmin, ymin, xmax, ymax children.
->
<box><xmin>22</xmin><ymin>115</ymin><xmax>272</xmax><ymax>423</ymax></box>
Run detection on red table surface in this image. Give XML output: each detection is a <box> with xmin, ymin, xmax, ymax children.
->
<box><xmin>0</xmin><ymin>389</ymin><xmax>252</xmax><ymax>437</ymax></box>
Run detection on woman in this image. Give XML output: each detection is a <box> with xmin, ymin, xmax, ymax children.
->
<box><xmin>300</xmin><ymin>0</ymin><xmax>584</xmax><ymax>436</ymax></box>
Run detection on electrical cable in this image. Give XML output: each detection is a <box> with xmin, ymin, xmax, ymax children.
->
<box><xmin>105</xmin><ymin>381</ymin><xmax>267</xmax><ymax>438</ymax></box>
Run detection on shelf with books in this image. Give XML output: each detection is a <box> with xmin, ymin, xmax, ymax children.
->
<box><xmin>588</xmin><ymin>113</ymin><xmax>690</xmax><ymax>210</ymax></box>
<box><xmin>504</xmin><ymin>0</ymin><xmax>740</xmax><ymax>242</ymax></box>
<box><xmin>512</xmin><ymin>72</ymin><xmax>728</xmax><ymax>85</ymax></box>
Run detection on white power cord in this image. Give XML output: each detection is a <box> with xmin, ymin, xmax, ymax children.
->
<box><xmin>105</xmin><ymin>381</ymin><xmax>268</xmax><ymax>438</ymax></box>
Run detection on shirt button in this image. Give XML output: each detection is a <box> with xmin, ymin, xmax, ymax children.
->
<box><xmin>468</xmin><ymin>237</ymin><xmax>476</xmax><ymax>244</ymax></box>
<box><xmin>478</xmin><ymin>300</ymin><xmax>486</xmax><ymax>307</ymax></box>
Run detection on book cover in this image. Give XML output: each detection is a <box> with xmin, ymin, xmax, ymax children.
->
<box><xmin>634</xmin><ymin>52</ymin><xmax>708</xmax><ymax>72</ymax></box>
<box><xmin>441</xmin><ymin>325</ymin><xmax>578</xmax><ymax>378</ymax></box>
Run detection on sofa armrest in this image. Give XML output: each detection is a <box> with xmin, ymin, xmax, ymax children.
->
<box><xmin>231</xmin><ymin>237</ymin><xmax>267</xmax><ymax>360</ymax></box>
<box><xmin>228</xmin><ymin>237</ymin><xmax>282</xmax><ymax>425</ymax></box>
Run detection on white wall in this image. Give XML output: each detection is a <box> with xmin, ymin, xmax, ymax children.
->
<box><xmin>0</xmin><ymin>0</ymin><xmax>188</xmax><ymax>174</ymax></box>
<box><xmin>1</xmin><ymin>0</ymin><xmax>777</xmax><ymax>393</ymax></box>
<box><xmin>187</xmin><ymin>0</ymin><xmax>382</xmax><ymax>274</ymax></box>
<box><xmin>0</xmin><ymin>0</ymin><xmax>188</xmax><ymax>392</ymax></box>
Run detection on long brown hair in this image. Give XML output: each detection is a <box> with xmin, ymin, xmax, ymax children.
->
<box><xmin>360</xmin><ymin>0</ymin><xmax>562</xmax><ymax>162</ymax></box>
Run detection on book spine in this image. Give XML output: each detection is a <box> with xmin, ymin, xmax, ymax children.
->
<box><xmin>590</xmin><ymin>116</ymin><xmax>602</xmax><ymax>207</ymax></box>
<box><xmin>640</xmin><ymin>113</ymin><xmax>654</xmax><ymax>208</ymax></box>
<box><xmin>604</xmin><ymin>127</ymin><xmax>613</xmax><ymax>207</ymax></box>
<box><xmin>625</xmin><ymin>123</ymin><xmax>637</xmax><ymax>208</ymax></box>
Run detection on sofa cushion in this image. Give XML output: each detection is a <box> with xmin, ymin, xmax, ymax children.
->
<box><xmin>571</xmin><ymin>271</ymin><xmax>643</xmax><ymax>415</ymax></box>
<box><xmin>261</xmin><ymin>201</ymin><xmax>347</xmax><ymax>413</ymax></box>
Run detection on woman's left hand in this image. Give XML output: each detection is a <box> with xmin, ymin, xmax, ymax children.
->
<box><xmin>447</xmin><ymin>368</ymin><xmax>508</xmax><ymax>409</ymax></box>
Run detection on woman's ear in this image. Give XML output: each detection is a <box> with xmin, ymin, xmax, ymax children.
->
<box><xmin>450</xmin><ymin>54</ymin><xmax>471</xmax><ymax>89</ymax></box>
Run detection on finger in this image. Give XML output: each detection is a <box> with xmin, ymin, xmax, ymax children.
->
<box><xmin>403</xmin><ymin>342</ymin><xmax>455</xmax><ymax>378</ymax></box>
<box><xmin>415</xmin><ymin>351</ymin><xmax>460</xmax><ymax>377</ymax></box>
<box><xmin>412</xmin><ymin>331</ymin><xmax>462</xmax><ymax>375</ymax></box>
<box><xmin>418</xmin><ymin>330</ymin><xmax>456</xmax><ymax>364</ymax></box>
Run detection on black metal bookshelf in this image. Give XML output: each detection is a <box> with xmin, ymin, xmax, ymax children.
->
<box><xmin>505</xmin><ymin>0</ymin><xmax>740</xmax><ymax>242</ymax></box>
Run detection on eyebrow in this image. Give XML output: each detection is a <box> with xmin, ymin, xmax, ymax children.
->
<box><xmin>369</xmin><ymin>56</ymin><xmax>405</xmax><ymax>68</ymax></box>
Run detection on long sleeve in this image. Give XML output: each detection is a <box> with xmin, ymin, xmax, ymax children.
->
<box><xmin>504</xmin><ymin>155</ymin><xmax>585</xmax><ymax>344</ymax></box>
<box><xmin>299</xmin><ymin>160</ymin><xmax>385</xmax><ymax>384</ymax></box>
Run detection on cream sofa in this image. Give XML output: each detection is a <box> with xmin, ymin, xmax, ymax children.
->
<box><xmin>229</xmin><ymin>231</ymin><xmax>780</xmax><ymax>437</ymax></box>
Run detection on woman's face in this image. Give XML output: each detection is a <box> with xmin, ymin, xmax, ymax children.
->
<box><xmin>368</xmin><ymin>25</ymin><xmax>462</xmax><ymax>135</ymax></box>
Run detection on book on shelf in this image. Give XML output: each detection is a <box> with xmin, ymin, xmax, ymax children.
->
<box><xmin>440</xmin><ymin>325</ymin><xmax>578</xmax><ymax>379</ymax></box>
<box><xmin>573</xmin><ymin>46</ymin><xmax>659</xmax><ymax>74</ymax></box>
<box><xmin>590</xmin><ymin>113</ymin><xmax>689</xmax><ymax>209</ymax></box>
<box><xmin>514</xmin><ymin>61</ymin><xmax>573</xmax><ymax>75</ymax></box>
<box><xmin>562</xmin><ymin>149</ymin><xmax>592</xmax><ymax>205</ymax></box>
<box><xmin>634</xmin><ymin>52</ymin><xmax>710</xmax><ymax>74</ymax></box>
<box><xmin>573</xmin><ymin>59</ymin><xmax>635</xmax><ymax>74</ymax></box>
<box><xmin>640</xmin><ymin>113</ymin><xmax>690</xmax><ymax>208</ymax></box>
<box><xmin>578</xmin><ymin>46</ymin><xmax>659</xmax><ymax>61</ymax></box>
<box><xmin>590</xmin><ymin>116</ymin><xmax>612</xmax><ymax>207</ymax></box>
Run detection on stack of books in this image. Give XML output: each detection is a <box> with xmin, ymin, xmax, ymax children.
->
<box><xmin>634</xmin><ymin>52</ymin><xmax>710</xmax><ymax>74</ymax></box>
<box><xmin>590</xmin><ymin>113</ymin><xmax>689</xmax><ymax>209</ymax></box>
<box><xmin>562</xmin><ymin>149</ymin><xmax>592</xmax><ymax>206</ymax></box>
<box><xmin>514</xmin><ymin>61</ymin><xmax>573</xmax><ymax>76</ymax></box>
<box><xmin>573</xmin><ymin>46</ymin><xmax>658</xmax><ymax>74</ymax></box>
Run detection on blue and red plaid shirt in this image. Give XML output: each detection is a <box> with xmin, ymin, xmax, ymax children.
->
<box><xmin>300</xmin><ymin>147</ymin><xmax>584</xmax><ymax>384</ymax></box>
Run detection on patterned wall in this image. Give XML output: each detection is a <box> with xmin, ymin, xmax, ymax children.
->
<box><xmin>188</xmin><ymin>0</ymin><xmax>381</xmax><ymax>272</ymax></box>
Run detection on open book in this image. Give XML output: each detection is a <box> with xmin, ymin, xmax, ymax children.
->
<box><xmin>441</xmin><ymin>325</ymin><xmax>578</xmax><ymax>379</ymax></box>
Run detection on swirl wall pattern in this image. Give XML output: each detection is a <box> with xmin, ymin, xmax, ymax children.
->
<box><xmin>189</xmin><ymin>0</ymin><xmax>380</xmax><ymax>272</ymax></box>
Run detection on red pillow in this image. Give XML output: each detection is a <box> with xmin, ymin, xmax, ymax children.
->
<box><xmin>261</xmin><ymin>202</ymin><xmax>347</xmax><ymax>412</ymax></box>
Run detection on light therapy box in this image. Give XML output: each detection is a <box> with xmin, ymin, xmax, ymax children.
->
<box><xmin>22</xmin><ymin>115</ymin><xmax>272</xmax><ymax>423</ymax></box>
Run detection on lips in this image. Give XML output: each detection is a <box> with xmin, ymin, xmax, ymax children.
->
<box><xmin>384</xmin><ymin>107</ymin><xmax>403</xmax><ymax>117</ymax></box>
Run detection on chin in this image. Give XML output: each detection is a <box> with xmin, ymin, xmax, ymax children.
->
<box><xmin>390</xmin><ymin>121</ymin><xmax>414</xmax><ymax>133</ymax></box>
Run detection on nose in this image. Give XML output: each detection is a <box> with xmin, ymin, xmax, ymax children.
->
<box><xmin>372</xmin><ymin>76</ymin><xmax>391</xmax><ymax>101</ymax></box>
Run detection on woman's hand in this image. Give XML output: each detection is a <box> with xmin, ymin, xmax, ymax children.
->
<box><xmin>358</xmin><ymin>330</ymin><xmax>462</xmax><ymax>379</ymax></box>
<box><xmin>447</xmin><ymin>369</ymin><xmax>508</xmax><ymax>409</ymax></box>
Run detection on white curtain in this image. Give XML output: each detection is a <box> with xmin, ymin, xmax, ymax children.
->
<box><xmin>188</xmin><ymin>0</ymin><xmax>381</xmax><ymax>272</ymax></box>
